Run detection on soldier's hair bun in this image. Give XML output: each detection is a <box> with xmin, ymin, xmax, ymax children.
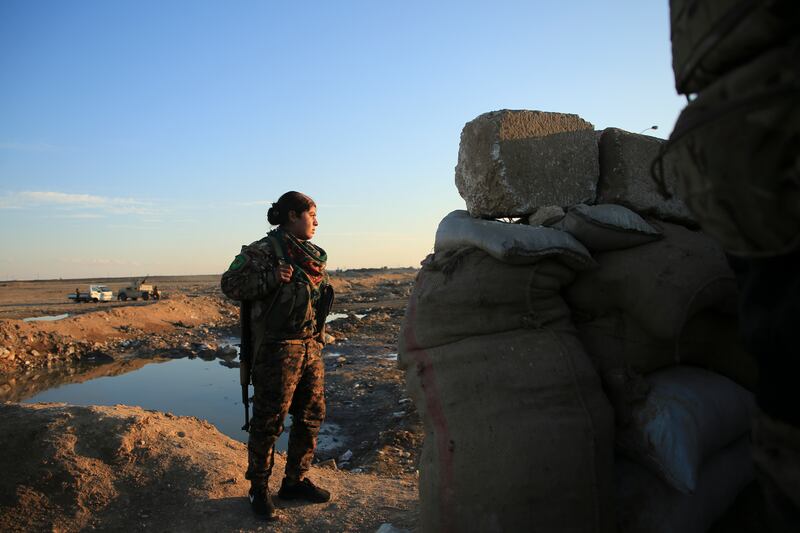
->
<box><xmin>267</xmin><ymin>192</ymin><xmax>316</xmax><ymax>226</ymax></box>
<box><xmin>267</xmin><ymin>203</ymin><xmax>281</xmax><ymax>225</ymax></box>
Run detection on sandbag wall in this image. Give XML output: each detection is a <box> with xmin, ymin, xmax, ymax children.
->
<box><xmin>399</xmin><ymin>110</ymin><xmax>758</xmax><ymax>533</ymax></box>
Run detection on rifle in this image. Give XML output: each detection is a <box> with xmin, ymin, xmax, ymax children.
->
<box><xmin>315</xmin><ymin>284</ymin><xmax>335</xmax><ymax>339</ymax></box>
<box><xmin>239</xmin><ymin>300</ymin><xmax>253</xmax><ymax>431</ymax></box>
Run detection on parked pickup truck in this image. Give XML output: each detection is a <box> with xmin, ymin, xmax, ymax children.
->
<box><xmin>68</xmin><ymin>285</ymin><xmax>114</xmax><ymax>303</ymax></box>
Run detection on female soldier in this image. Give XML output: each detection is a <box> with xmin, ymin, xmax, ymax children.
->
<box><xmin>221</xmin><ymin>191</ymin><xmax>333</xmax><ymax>519</ymax></box>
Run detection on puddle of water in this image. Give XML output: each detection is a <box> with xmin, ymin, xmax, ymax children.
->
<box><xmin>21</xmin><ymin>354</ymin><xmax>343</xmax><ymax>452</ymax></box>
<box><xmin>382</xmin><ymin>353</ymin><xmax>398</xmax><ymax>361</ymax></box>
<box><xmin>23</xmin><ymin>313</ymin><xmax>70</xmax><ymax>322</ymax></box>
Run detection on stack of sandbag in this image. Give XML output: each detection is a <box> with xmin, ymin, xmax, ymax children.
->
<box><xmin>400</xmin><ymin>109</ymin><xmax>759</xmax><ymax>533</ymax></box>
<box><xmin>399</xmin><ymin>211</ymin><xmax>615</xmax><ymax>533</ymax></box>
<box><xmin>561</xmin><ymin>211</ymin><xmax>756</xmax><ymax>410</ymax></box>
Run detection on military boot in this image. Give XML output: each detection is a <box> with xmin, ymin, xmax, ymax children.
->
<box><xmin>278</xmin><ymin>477</ymin><xmax>331</xmax><ymax>503</ymax></box>
<box><xmin>248</xmin><ymin>484</ymin><xmax>276</xmax><ymax>519</ymax></box>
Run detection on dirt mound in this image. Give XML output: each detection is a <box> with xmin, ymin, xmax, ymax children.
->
<box><xmin>0</xmin><ymin>403</ymin><xmax>417</xmax><ymax>532</ymax></box>
<box><xmin>0</xmin><ymin>296</ymin><xmax>238</xmax><ymax>374</ymax></box>
<box><xmin>12</xmin><ymin>294</ymin><xmax>235</xmax><ymax>342</ymax></box>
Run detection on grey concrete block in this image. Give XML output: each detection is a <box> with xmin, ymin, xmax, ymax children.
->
<box><xmin>596</xmin><ymin>128</ymin><xmax>695</xmax><ymax>224</ymax></box>
<box><xmin>455</xmin><ymin>110</ymin><xmax>600</xmax><ymax>218</ymax></box>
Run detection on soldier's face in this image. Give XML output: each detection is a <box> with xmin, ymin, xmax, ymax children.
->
<box><xmin>287</xmin><ymin>206</ymin><xmax>318</xmax><ymax>241</ymax></box>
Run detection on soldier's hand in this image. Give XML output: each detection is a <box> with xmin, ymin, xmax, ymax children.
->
<box><xmin>277</xmin><ymin>263</ymin><xmax>293</xmax><ymax>283</ymax></box>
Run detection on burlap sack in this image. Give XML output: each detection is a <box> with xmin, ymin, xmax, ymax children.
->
<box><xmin>679</xmin><ymin>309</ymin><xmax>758</xmax><ymax>391</ymax></box>
<box><xmin>398</xmin><ymin>247</ymin><xmax>576</xmax><ymax>352</ymax></box>
<box><xmin>572</xmin><ymin>311</ymin><xmax>676</xmax><ymax>376</ymax></box>
<box><xmin>400</xmin><ymin>328</ymin><xmax>615</xmax><ymax>533</ymax></box>
<box><xmin>565</xmin><ymin>222</ymin><xmax>736</xmax><ymax>342</ymax></box>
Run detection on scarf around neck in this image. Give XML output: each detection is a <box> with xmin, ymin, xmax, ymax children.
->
<box><xmin>273</xmin><ymin>228</ymin><xmax>328</xmax><ymax>288</ymax></box>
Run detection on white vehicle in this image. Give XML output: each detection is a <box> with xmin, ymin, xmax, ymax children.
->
<box><xmin>68</xmin><ymin>285</ymin><xmax>114</xmax><ymax>303</ymax></box>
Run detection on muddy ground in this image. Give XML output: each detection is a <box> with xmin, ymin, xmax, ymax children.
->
<box><xmin>0</xmin><ymin>269</ymin><xmax>422</xmax><ymax>532</ymax></box>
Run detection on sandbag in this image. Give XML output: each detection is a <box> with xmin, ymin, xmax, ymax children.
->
<box><xmin>669</xmin><ymin>0</ymin><xmax>800</xmax><ymax>94</ymax></box>
<box><xmin>616</xmin><ymin>436</ymin><xmax>754</xmax><ymax>533</ymax></box>
<box><xmin>666</xmin><ymin>37</ymin><xmax>800</xmax><ymax>256</ymax></box>
<box><xmin>399</xmin><ymin>248</ymin><xmax>576</xmax><ymax>352</ymax></box>
<box><xmin>573</xmin><ymin>297</ymin><xmax>746</xmax><ymax>380</ymax></box>
<box><xmin>679</xmin><ymin>309</ymin><xmax>758</xmax><ymax>391</ymax></box>
<box><xmin>565</xmin><ymin>221</ymin><xmax>736</xmax><ymax>342</ymax></box>
<box><xmin>553</xmin><ymin>203</ymin><xmax>663</xmax><ymax>252</ymax></box>
<box><xmin>400</xmin><ymin>328</ymin><xmax>615</xmax><ymax>533</ymax></box>
<box><xmin>573</xmin><ymin>311</ymin><xmax>676</xmax><ymax>377</ymax></box>
<box><xmin>434</xmin><ymin>210</ymin><xmax>595</xmax><ymax>270</ymax></box>
<box><xmin>617</xmin><ymin>366</ymin><xmax>756</xmax><ymax>494</ymax></box>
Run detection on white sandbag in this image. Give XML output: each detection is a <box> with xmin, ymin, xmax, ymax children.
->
<box><xmin>398</xmin><ymin>248</ymin><xmax>575</xmax><ymax>352</ymax></box>
<box><xmin>400</xmin><ymin>328</ymin><xmax>615</xmax><ymax>533</ymax></box>
<box><xmin>553</xmin><ymin>203</ymin><xmax>663</xmax><ymax>251</ymax></box>
<box><xmin>616</xmin><ymin>437</ymin><xmax>754</xmax><ymax>533</ymax></box>
<box><xmin>435</xmin><ymin>210</ymin><xmax>595</xmax><ymax>270</ymax></box>
<box><xmin>616</xmin><ymin>366</ymin><xmax>756</xmax><ymax>494</ymax></box>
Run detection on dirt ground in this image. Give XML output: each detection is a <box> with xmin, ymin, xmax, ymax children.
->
<box><xmin>0</xmin><ymin>403</ymin><xmax>418</xmax><ymax>533</ymax></box>
<box><xmin>0</xmin><ymin>269</ymin><xmax>422</xmax><ymax>532</ymax></box>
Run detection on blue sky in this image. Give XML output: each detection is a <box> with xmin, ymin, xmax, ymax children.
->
<box><xmin>0</xmin><ymin>1</ymin><xmax>684</xmax><ymax>280</ymax></box>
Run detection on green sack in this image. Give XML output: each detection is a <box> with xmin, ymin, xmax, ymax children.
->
<box><xmin>670</xmin><ymin>0</ymin><xmax>799</xmax><ymax>94</ymax></box>
<box><xmin>660</xmin><ymin>38</ymin><xmax>800</xmax><ymax>257</ymax></box>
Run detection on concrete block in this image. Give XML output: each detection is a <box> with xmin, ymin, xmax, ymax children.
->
<box><xmin>596</xmin><ymin>128</ymin><xmax>694</xmax><ymax>224</ymax></box>
<box><xmin>455</xmin><ymin>110</ymin><xmax>599</xmax><ymax>218</ymax></box>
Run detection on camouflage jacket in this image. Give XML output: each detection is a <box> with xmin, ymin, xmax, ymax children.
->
<box><xmin>221</xmin><ymin>232</ymin><xmax>330</xmax><ymax>345</ymax></box>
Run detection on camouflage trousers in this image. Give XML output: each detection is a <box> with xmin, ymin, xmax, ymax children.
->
<box><xmin>245</xmin><ymin>338</ymin><xmax>326</xmax><ymax>489</ymax></box>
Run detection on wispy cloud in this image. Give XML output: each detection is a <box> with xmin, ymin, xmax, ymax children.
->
<box><xmin>53</xmin><ymin>213</ymin><xmax>107</xmax><ymax>219</ymax></box>
<box><xmin>0</xmin><ymin>190</ymin><xmax>158</xmax><ymax>217</ymax></box>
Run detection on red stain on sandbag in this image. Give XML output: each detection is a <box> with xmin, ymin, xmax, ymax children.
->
<box><xmin>403</xmin><ymin>273</ymin><xmax>456</xmax><ymax>533</ymax></box>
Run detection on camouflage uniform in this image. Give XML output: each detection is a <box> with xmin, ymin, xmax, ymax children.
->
<box><xmin>221</xmin><ymin>229</ymin><xmax>331</xmax><ymax>489</ymax></box>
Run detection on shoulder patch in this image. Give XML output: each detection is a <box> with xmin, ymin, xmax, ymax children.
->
<box><xmin>228</xmin><ymin>253</ymin><xmax>248</xmax><ymax>271</ymax></box>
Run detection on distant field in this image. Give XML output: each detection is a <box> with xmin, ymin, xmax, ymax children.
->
<box><xmin>0</xmin><ymin>275</ymin><xmax>223</xmax><ymax>320</ymax></box>
<box><xmin>0</xmin><ymin>269</ymin><xmax>417</xmax><ymax>320</ymax></box>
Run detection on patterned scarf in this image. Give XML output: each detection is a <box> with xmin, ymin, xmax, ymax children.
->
<box><xmin>277</xmin><ymin>228</ymin><xmax>328</xmax><ymax>289</ymax></box>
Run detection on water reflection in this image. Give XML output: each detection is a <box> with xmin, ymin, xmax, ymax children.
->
<box><xmin>17</xmin><ymin>352</ymin><xmax>342</xmax><ymax>451</ymax></box>
<box><xmin>22</xmin><ymin>357</ymin><xmax>253</xmax><ymax>443</ymax></box>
